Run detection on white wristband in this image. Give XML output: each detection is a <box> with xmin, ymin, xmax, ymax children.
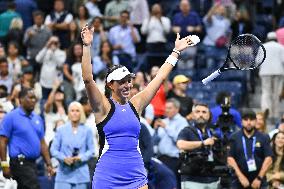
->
<box><xmin>166</xmin><ymin>55</ymin><xmax>178</xmax><ymax>67</ymax></box>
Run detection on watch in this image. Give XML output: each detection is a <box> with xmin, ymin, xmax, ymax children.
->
<box><xmin>0</xmin><ymin>161</ymin><xmax>9</xmax><ymax>168</ymax></box>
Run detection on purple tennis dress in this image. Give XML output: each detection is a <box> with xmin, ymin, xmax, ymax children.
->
<box><xmin>92</xmin><ymin>98</ymin><xmax>148</xmax><ymax>189</ymax></box>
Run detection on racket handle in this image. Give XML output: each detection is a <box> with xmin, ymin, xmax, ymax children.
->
<box><xmin>202</xmin><ymin>70</ymin><xmax>221</xmax><ymax>85</ymax></box>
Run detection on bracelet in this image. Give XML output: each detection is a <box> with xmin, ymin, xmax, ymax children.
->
<box><xmin>172</xmin><ymin>48</ymin><xmax>181</xmax><ymax>55</ymax></box>
<box><xmin>166</xmin><ymin>55</ymin><xmax>178</xmax><ymax>67</ymax></box>
<box><xmin>1</xmin><ymin>161</ymin><xmax>9</xmax><ymax>168</ymax></box>
<box><xmin>83</xmin><ymin>43</ymin><xmax>90</xmax><ymax>47</ymax></box>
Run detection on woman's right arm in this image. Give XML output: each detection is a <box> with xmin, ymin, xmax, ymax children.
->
<box><xmin>81</xmin><ymin>26</ymin><xmax>109</xmax><ymax>114</ymax></box>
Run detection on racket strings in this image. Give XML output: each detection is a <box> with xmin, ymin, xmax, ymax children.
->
<box><xmin>229</xmin><ymin>35</ymin><xmax>265</xmax><ymax>70</ymax></box>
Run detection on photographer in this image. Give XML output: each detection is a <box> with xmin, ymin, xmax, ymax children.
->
<box><xmin>211</xmin><ymin>91</ymin><xmax>242</xmax><ymax>129</ymax></box>
<box><xmin>177</xmin><ymin>103</ymin><xmax>219</xmax><ymax>189</ymax></box>
<box><xmin>227</xmin><ymin>109</ymin><xmax>273</xmax><ymax>189</ymax></box>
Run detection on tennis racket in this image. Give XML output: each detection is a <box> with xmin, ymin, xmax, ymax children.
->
<box><xmin>202</xmin><ymin>34</ymin><xmax>266</xmax><ymax>85</ymax></box>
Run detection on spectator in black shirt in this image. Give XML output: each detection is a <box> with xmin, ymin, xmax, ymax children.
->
<box><xmin>167</xmin><ymin>74</ymin><xmax>193</xmax><ymax>120</ymax></box>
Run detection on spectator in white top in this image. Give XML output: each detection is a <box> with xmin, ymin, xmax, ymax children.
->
<box><xmin>44</xmin><ymin>0</ymin><xmax>73</xmax><ymax>49</ymax></box>
<box><xmin>141</xmin><ymin>3</ymin><xmax>171</xmax><ymax>53</ymax></box>
<box><xmin>36</xmin><ymin>36</ymin><xmax>66</xmax><ymax>101</ymax></box>
<box><xmin>85</xmin><ymin>0</ymin><xmax>102</xmax><ymax>18</ymax></box>
<box><xmin>129</xmin><ymin>0</ymin><xmax>149</xmax><ymax>27</ymax></box>
<box><xmin>259</xmin><ymin>31</ymin><xmax>284</xmax><ymax>120</ymax></box>
<box><xmin>202</xmin><ymin>3</ymin><xmax>231</xmax><ymax>69</ymax></box>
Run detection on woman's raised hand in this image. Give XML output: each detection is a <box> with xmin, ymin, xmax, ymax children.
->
<box><xmin>174</xmin><ymin>33</ymin><xmax>200</xmax><ymax>52</ymax></box>
<box><xmin>81</xmin><ymin>25</ymin><xmax>94</xmax><ymax>46</ymax></box>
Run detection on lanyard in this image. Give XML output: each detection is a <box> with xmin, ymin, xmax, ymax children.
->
<box><xmin>196</xmin><ymin>127</ymin><xmax>212</xmax><ymax>142</ymax></box>
<box><xmin>242</xmin><ymin>136</ymin><xmax>256</xmax><ymax>160</ymax></box>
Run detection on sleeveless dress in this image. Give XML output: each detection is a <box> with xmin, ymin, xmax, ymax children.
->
<box><xmin>92</xmin><ymin>98</ymin><xmax>148</xmax><ymax>189</ymax></box>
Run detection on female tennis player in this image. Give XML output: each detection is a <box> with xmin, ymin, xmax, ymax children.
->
<box><xmin>81</xmin><ymin>25</ymin><xmax>200</xmax><ymax>189</ymax></box>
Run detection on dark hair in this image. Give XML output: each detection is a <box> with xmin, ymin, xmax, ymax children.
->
<box><xmin>67</xmin><ymin>42</ymin><xmax>82</xmax><ymax>63</ymax></box>
<box><xmin>271</xmin><ymin>132</ymin><xmax>284</xmax><ymax>171</ymax></box>
<box><xmin>120</xmin><ymin>10</ymin><xmax>130</xmax><ymax>16</ymax></box>
<box><xmin>77</xmin><ymin>5</ymin><xmax>90</xmax><ymax>19</ymax></box>
<box><xmin>8</xmin><ymin>41</ymin><xmax>20</xmax><ymax>54</ymax></box>
<box><xmin>99</xmin><ymin>41</ymin><xmax>113</xmax><ymax>67</ymax></box>
<box><xmin>91</xmin><ymin>16</ymin><xmax>103</xmax><ymax>24</ymax></box>
<box><xmin>7</xmin><ymin>2</ymin><xmax>16</xmax><ymax>10</ymax></box>
<box><xmin>0</xmin><ymin>57</ymin><xmax>7</xmax><ymax>64</ymax></box>
<box><xmin>79</xmin><ymin>95</ymin><xmax>89</xmax><ymax>105</ymax></box>
<box><xmin>216</xmin><ymin>91</ymin><xmax>231</xmax><ymax>105</ymax></box>
<box><xmin>241</xmin><ymin>109</ymin><xmax>256</xmax><ymax>120</ymax></box>
<box><xmin>32</xmin><ymin>10</ymin><xmax>44</xmax><ymax>18</ymax></box>
<box><xmin>104</xmin><ymin>65</ymin><xmax>124</xmax><ymax>98</ymax></box>
<box><xmin>0</xmin><ymin>85</ymin><xmax>7</xmax><ymax>92</ymax></box>
<box><xmin>19</xmin><ymin>87</ymin><xmax>33</xmax><ymax>99</ymax></box>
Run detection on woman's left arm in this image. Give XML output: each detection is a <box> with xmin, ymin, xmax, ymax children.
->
<box><xmin>130</xmin><ymin>33</ymin><xmax>199</xmax><ymax>114</ymax></box>
<box><xmin>78</xmin><ymin>127</ymin><xmax>95</xmax><ymax>162</ymax></box>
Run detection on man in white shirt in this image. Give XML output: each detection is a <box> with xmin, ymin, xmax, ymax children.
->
<box><xmin>259</xmin><ymin>31</ymin><xmax>284</xmax><ymax>120</ymax></box>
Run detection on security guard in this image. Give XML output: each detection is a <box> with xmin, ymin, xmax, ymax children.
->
<box><xmin>227</xmin><ymin>109</ymin><xmax>273</xmax><ymax>189</ymax></box>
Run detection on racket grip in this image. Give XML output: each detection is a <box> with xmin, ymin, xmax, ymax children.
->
<box><xmin>202</xmin><ymin>70</ymin><xmax>221</xmax><ymax>85</ymax></box>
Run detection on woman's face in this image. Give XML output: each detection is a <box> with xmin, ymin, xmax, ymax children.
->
<box><xmin>8</xmin><ymin>44</ymin><xmax>18</xmax><ymax>56</ymax></box>
<box><xmin>134</xmin><ymin>72</ymin><xmax>144</xmax><ymax>84</ymax></box>
<box><xmin>54</xmin><ymin>91</ymin><xmax>64</xmax><ymax>101</ymax></box>
<box><xmin>68</xmin><ymin>104</ymin><xmax>81</xmax><ymax>123</ymax></box>
<box><xmin>255</xmin><ymin>114</ymin><xmax>264</xmax><ymax>131</ymax></box>
<box><xmin>73</xmin><ymin>44</ymin><xmax>83</xmax><ymax>57</ymax></box>
<box><xmin>275</xmin><ymin>132</ymin><xmax>284</xmax><ymax>149</ymax></box>
<box><xmin>110</xmin><ymin>76</ymin><xmax>133</xmax><ymax>99</ymax></box>
<box><xmin>102</xmin><ymin>42</ymin><xmax>111</xmax><ymax>54</ymax></box>
<box><xmin>78</xmin><ymin>6</ymin><xmax>86</xmax><ymax>19</ymax></box>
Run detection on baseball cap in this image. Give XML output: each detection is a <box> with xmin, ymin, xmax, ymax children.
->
<box><xmin>173</xmin><ymin>75</ymin><xmax>190</xmax><ymax>85</ymax></box>
<box><xmin>22</xmin><ymin>66</ymin><xmax>33</xmax><ymax>74</ymax></box>
<box><xmin>106</xmin><ymin>66</ymin><xmax>135</xmax><ymax>83</ymax></box>
<box><xmin>241</xmin><ymin>109</ymin><xmax>256</xmax><ymax>120</ymax></box>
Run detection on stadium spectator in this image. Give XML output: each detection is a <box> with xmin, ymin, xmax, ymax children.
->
<box><xmin>0</xmin><ymin>85</ymin><xmax>14</xmax><ymax>113</ymax></box>
<box><xmin>6</xmin><ymin>41</ymin><xmax>29</xmax><ymax>82</ymax></box>
<box><xmin>10</xmin><ymin>66</ymin><xmax>42</xmax><ymax>114</ymax></box>
<box><xmin>167</xmin><ymin>74</ymin><xmax>193</xmax><ymax>119</ymax></box>
<box><xmin>0</xmin><ymin>43</ymin><xmax>5</xmax><ymax>58</ymax></box>
<box><xmin>0</xmin><ymin>58</ymin><xmax>13</xmax><ymax>93</ymax></box>
<box><xmin>92</xmin><ymin>40</ymin><xmax>119</xmax><ymax>79</ymax></box>
<box><xmin>256</xmin><ymin>112</ymin><xmax>267</xmax><ymax>133</ymax></box>
<box><xmin>109</xmin><ymin>10</ymin><xmax>140</xmax><ymax>71</ymax></box>
<box><xmin>44</xmin><ymin>0</ymin><xmax>74</xmax><ymax>49</ymax></box>
<box><xmin>44</xmin><ymin>80</ymin><xmax>68</xmax><ymax>145</ymax></box>
<box><xmin>6</xmin><ymin>18</ymin><xmax>24</xmax><ymax>51</ymax></box>
<box><xmin>153</xmin><ymin>98</ymin><xmax>188</xmax><ymax>188</ymax></box>
<box><xmin>259</xmin><ymin>31</ymin><xmax>284</xmax><ymax>121</ymax></box>
<box><xmin>15</xmin><ymin>0</ymin><xmax>38</xmax><ymax>31</ymax></box>
<box><xmin>36</xmin><ymin>36</ymin><xmax>66</xmax><ymax>101</ymax></box>
<box><xmin>172</xmin><ymin>0</ymin><xmax>202</xmax><ymax>69</ymax></box>
<box><xmin>63</xmin><ymin>42</ymin><xmax>81</xmax><ymax>105</ymax></box>
<box><xmin>129</xmin><ymin>0</ymin><xmax>149</xmax><ymax>28</ymax></box>
<box><xmin>50</xmin><ymin>101</ymin><xmax>94</xmax><ymax>189</ymax></box>
<box><xmin>90</xmin><ymin>16</ymin><xmax>107</xmax><ymax>57</ymax></box>
<box><xmin>79</xmin><ymin>95</ymin><xmax>99</xmax><ymax>181</ymax></box>
<box><xmin>133</xmin><ymin>71</ymin><xmax>147</xmax><ymax>90</ymax></box>
<box><xmin>104</xmin><ymin>0</ymin><xmax>129</xmax><ymax>29</ymax></box>
<box><xmin>69</xmin><ymin>5</ymin><xmax>91</xmax><ymax>43</ymax></box>
<box><xmin>150</xmin><ymin>66</ymin><xmax>169</xmax><ymax>118</ymax></box>
<box><xmin>141</xmin><ymin>3</ymin><xmax>171</xmax><ymax>53</ymax></box>
<box><xmin>228</xmin><ymin>109</ymin><xmax>273</xmax><ymax>189</ymax></box>
<box><xmin>267</xmin><ymin>131</ymin><xmax>284</xmax><ymax>189</ymax></box>
<box><xmin>0</xmin><ymin>2</ymin><xmax>20</xmax><ymax>45</ymax></box>
<box><xmin>85</xmin><ymin>0</ymin><xmax>102</xmax><ymax>18</ymax></box>
<box><xmin>23</xmin><ymin>10</ymin><xmax>52</xmax><ymax>77</ymax></box>
<box><xmin>202</xmin><ymin>3</ymin><xmax>231</xmax><ymax>69</ymax></box>
<box><xmin>0</xmin><ymin>88</ymin><xmax>54</xmax><ymax>189</ymax></box>
<box><xmin>231</xmin><ymin>8</ymin><xmax>253</xmax><ymax>41</ymax></box>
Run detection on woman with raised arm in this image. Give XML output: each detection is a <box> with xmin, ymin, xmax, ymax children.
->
<box><xmin>80</xmin><ymin>24</ymin><xmax>199</xmax><ymax>189</ymax></box>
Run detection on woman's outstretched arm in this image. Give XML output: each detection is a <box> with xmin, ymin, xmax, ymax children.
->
<box><xmin>81</xmin><ymin>26</ymin><xmax>109</xmax><ymax>115</ymax></box>
<box><xmin>130</xmin><ymin>33</ymin><xmax>199</xmax><ymax>114</ymax></box>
